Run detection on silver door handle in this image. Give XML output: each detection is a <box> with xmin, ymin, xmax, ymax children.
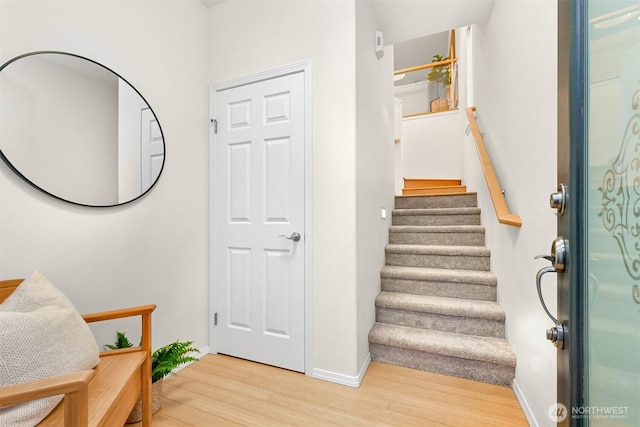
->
<box><xmin>536</xmin><ymin>265</ymin><xmax>561</xmax><ymax>326</ymax></box>
<box><xmin>534</xmin><ymin>236</ymin><xmax>568</xmax><ymax>349</ymax></box>
<box><xmin>279</xmin><ymin>232</ymin><xmax>301</xmax><ymax>242</ymax></box>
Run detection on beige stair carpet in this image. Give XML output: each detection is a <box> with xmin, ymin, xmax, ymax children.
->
<box><xmin>368</xmin><ymin>192</ymin><xmax>517</xmax><ymax>387</ymax></box>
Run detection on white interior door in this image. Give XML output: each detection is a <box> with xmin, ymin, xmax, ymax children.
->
<box><xmin>140</xmin><ymin>107</ymin><xmax>164</xmax><ymax>191</ymax></box>
<box><xmin>213</xmin><ymin>70</ymin><xmax>306</xmax><ymax>372</ymax></box>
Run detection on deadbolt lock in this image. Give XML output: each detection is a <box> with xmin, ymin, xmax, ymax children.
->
<box><xmin>546</xmin><ymin>325</ymin><xmax>567</xmax><ymax>349</ymax></box>
<box><xmin>550</xmin><ymin>183</ymin><xmax>567</xmax><ymax>215</ymax></box>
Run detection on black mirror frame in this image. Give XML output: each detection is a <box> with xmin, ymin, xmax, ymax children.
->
<box><xmin>0</xmin><ymin>50</ymin><xmax>166</xmax><ymax>208</ymax></box>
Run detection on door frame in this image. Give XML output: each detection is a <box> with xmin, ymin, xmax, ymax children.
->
<box><xmin>557</xmin><ymin>0</ymin><xmax>592</xmax><ymax>423</ymax></box>
<box><xmin>208</xmin><ymin>61</ymin><xmax>313</xmax><ymax>376</ymax></box>
<box><xmin>566</xmin><ymin>0</ymin><xmax>588</xmax><ymax>422</ymax></box>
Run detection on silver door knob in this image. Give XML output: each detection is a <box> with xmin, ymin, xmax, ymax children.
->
<box><xmin>279</xmin><ymin>232</ymin><xmax>301</xmax><ymax>242</ymax></box>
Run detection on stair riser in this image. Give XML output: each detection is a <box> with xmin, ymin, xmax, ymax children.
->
<box><xmin>403</xmin><ymin>179</ymin><xmax>461</xmax><ymax>189</ymax></box>
<box><xmin>385</xmin><ymin>253</ymin><xmax>490</xmax><ymax>271</ymax></box>
<box><xmin>392</xmin><ymin>214</ymin><xmax>481</xmax><ymax>226</ymax></box>
<box><xmin>376</xmin><ymin>308</ymin><xmax>505</xmax><ymax>338</ymax></box>
<box><xmin>389</xmin><ymin>232</ymin><xmax>485</xmax><ymax>246</ymax></box>
<box><xmin>370</xmin><ymin>343</ymin><xmax>515</xmax><ymax>387</ymax></box>
<box><xmin>395</xmin><ymin>194</ymin><xmax>478</xmax><ymax>209</ymax></box>
<box><xmin>381</xmin><ymin>277</ymin><xmax>497</xmax><ymax>301</ymax></box>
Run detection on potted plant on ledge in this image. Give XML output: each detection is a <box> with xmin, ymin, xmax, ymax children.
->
<box><xmin>427</xmin><ymin>54</ymin><xmax>451</xmax><ymax>112</ymax></box>
<box><xmin>106</xmin><ymin>331</ymin><xmax>199</xmax><ymax>423</ymax></box>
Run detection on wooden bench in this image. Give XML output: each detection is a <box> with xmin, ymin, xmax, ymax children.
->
<box><xmin>0</xmin><ymin>279</ymin><xmax>155</xmax><ymax>427</ymax></box>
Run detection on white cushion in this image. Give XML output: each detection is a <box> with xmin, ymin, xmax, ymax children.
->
<box><xmin>0</xmin><ymin>270</ymin><xmax>99</xmax><ymax>427</ymax></box>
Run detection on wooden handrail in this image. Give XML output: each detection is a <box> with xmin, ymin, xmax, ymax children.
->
<box><xmin>465</xmin><ymin>106</ymin><xmax>522</xmax><ymax>227</ymax></box>
<box><xmin>394</xmin><ymin>58</ymin><xmax>457</xmax><ymax>76</ymax></box>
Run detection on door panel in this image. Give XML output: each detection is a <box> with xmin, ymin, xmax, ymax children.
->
<box><xmin>264</xmin><ymin>137</ymin><xmax>292</xmax><ymax>222</ymax></box>
<box><xmin>228</xmin><ymin>247</ymin><xmax>252</xmax><ymax>330</ymax></box>
<box><xmin>214</xmin><ymin>71</ymin><xmax>305</xmax><ymax>373</ymax></box>
<box><xmin>555</xmin><ymin>3</ymin><xmax>585</xmax><ymax>423</ymax></box>
<box><xmin>140</xmin><ymin>107</ymin><xmax>163</xmax><ymax>191</ymax></box>
<box><xmin>228</xmin><ymin>141</ymin><xmax>252</xmax><ymax>222</ymax></box>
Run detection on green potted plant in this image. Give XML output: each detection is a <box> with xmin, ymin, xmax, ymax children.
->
<box><xmin>106</xmin><ymin>331</ymin><xmax>198</xmax><ymax>423</ymax></box>
<box><xmin>427</xmin><ymin>54</ymin><xmax>451</xmax><ymax>112</ymax></box>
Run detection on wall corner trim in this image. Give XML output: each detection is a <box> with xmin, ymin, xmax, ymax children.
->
<box><xmin>512</xmin><ymin>378</ymin><xmax>539</xmax><ymax>427</ymax></box>
<box><xmin>310</xmin><ymin>353</ymin><xmax>371</xmax><ymax>388</ymax></box>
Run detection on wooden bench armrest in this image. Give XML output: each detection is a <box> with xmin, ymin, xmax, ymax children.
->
<box><xmin>82</xmin><ymin>304</ymin><xmax>155</xmax><ymax>356</ymax></box>
<box><xmin>0</xmin><ymin>370</ymin><xmax>95</xmax><ymax>426</ymax></box>
<box><xmin>82</xmin><ymin>304</ymin><xmax>156</xmax><ymax>323</ymax></box>
<box><xmin>82</xmin><ymin>304</ymin><xmax>155</xmax><ymax>427</ymax></box>
<box><xmin>0</xmin><ymin>370</ymin><xmax>94</xmax><ymax>407</ymax></box>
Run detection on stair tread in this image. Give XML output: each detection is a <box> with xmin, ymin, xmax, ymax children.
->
<box><xmin>369</xmin><ymin>323</ymin><xmax>516</xmax><ymax>367</ymax></box>
<box><xmin>389</xmin><ymin>225</ymin><xmax>485</xmax><ymax>234</ymax></box>
<box><xmin>393</xmin><ymin>207</ymin><xmax>481</xmax><ymax>215</ymax></box>
<box><xmin>401</xmin><ymin>191</ymin><xmax>469</xmax><ymax>197</ymax></box>
<box><xmin>386</xmin><ymin>244</ymin><xmax>490</xmax><ymax>256</ymax></box>
<box><xmin>394</xmin><ymin>194</ymin><xmax>479</xmax><ymax>210</ymax></box>
<box><xmin>373</xmin><ymin>184</ymin><xmax>517</xmax><ymax>384</ymax></box>
<box><xmin>381</xmin><ymin>265</ymin><xmax>497</xmax><ymax>285</ymax></box>
<box><xmin>376</xmin><ymin>292</ymin><xmax>505</xmax><ymax>320</ymax></box>
<box><xmin>396</xmin><ymin>192</ymin><xmax>477</xmax><ymax>198</ymax></box>
<box><xmin>403</xmin><ymin>179</ymin><xmax>462</xmax><ymax>188</ymax></box>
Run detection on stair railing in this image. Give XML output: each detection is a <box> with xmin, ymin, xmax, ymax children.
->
<box><xmin>465</xmin><ymin>106</ymin><xmax>522</xmax><ymax>227</ymax></box>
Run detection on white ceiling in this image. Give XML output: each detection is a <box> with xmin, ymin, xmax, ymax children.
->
<box><xmin>200</xmin><ymin>0</ymin><xmax>495</xmax><ymax>80</ymax></box>
<box><xmin>369</xmin><ymin>0</ymin><xmax>495</xmax><ymax>46</ymax></box>
<box><xmin>368</xmin><ymin>0</ymin><xmax>495</xmax><ymax>83</ymax></box>
<box><xmin>200</xmin><ymin>1</ymin><xmax>495</xmax><ymax>42</ymax></box>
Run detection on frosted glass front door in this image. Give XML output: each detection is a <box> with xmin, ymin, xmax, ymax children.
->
<box><xmin>587</xmin><ymin>0</ymin><xmax>640</xmax><ymax>424</ymax></box>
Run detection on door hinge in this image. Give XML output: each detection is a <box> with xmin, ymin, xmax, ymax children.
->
<box><xmin>214</xmin><ymin>312</ymin><xmax>218</xmax><ymax>326</ymax></box>
<box><xmin>211</xmin><ymin>118</ymin><xmax>218</xmax><ymax>134</ymax></box>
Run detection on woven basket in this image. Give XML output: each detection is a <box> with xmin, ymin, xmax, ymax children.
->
<box><xmin>125</xmin><ymin>379</ymin><xmax>163</xmax><ymax>423</ymax></box>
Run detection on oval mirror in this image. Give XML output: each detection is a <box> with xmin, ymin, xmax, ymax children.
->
<box><xmin>0</xmin><ymin>51</ymin><xmax>165</xmax><ymax>207</ymax></box>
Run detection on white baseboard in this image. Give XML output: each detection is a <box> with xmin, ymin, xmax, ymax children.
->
<box><xmin>513</xmin><ymin>378</ymin><xmax>538</xmax><ymax>427</ymax></box>
<box><xmin>167</xmin><ymin>345</ymin><xmax>210</xmax><ymax>377</ymax></box>
<box><xmin>195</xmin><ymin>345</ymin><xmax>210</xmax><ymax>359</ymax></box>
<box><xmin>310</xmin><ymin>353</ymin><xmax>371</xmax><ymax>388</ymax></box>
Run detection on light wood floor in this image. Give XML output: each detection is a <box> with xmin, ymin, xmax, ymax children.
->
<box><xmin>132</xmin><ymin>354</ymin><xmax>528</xmax><ymax>426</ymax></box>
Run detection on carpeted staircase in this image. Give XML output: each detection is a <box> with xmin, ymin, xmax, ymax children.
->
<box><xmin>368</xmin><ymin>191</ymin><xmax>517</xmax><ymax>387</ymax></box>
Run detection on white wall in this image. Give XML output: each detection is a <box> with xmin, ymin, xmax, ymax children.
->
<box><xmin>118</xmin><ymin>79</ymin><xmax>147</xmax><ymax>204</ymax></box>
<box><xmin>394</xmin><ymin>98</ymin><xmax>403</xmax><ymax>194</ymax></box>
<box><xmin>355</xmin><ymin>0</ymin><xmax>395</xmax><ymax>376</ymax></box>
<box><xmin>393</xmin><ymin>81</ymin><xmax>436</xmax><ymax>115</ymax></box>
<box><xmin>460</xmin><ymin>1</ymin><xmax>558</xmax><ymax>425</ymax></box>
<box><xmin>401</xmin><ymin>111</ymin><xmax>463</xmax><ymax>180</ymax></box>
<box><xmin>0</xmin><ymin>0</ymin><xmax>211</xmax><ymax>354</ymax></box>
<box><xmin>207</xmin><ymin>0</ymin><xmax>362</xmax><ymax>379</ymax></box>
<box><xmin>0</xmin><ymin>2</ymin><xmax>559</xmax><ymax>412</ymax></box>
